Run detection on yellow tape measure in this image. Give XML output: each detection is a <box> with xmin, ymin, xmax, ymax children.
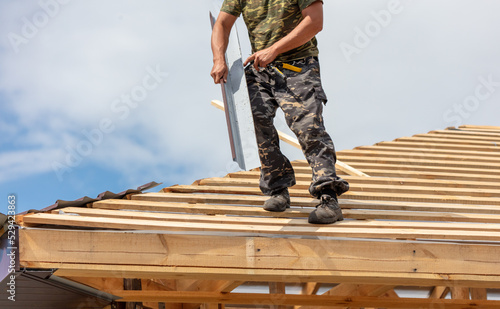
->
<box><xmin>282</xmin><ymin>63</ymin><xmax>302</xmax><ymax>73</ymax></box>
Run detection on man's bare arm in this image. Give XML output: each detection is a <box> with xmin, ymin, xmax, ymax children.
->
<box><xmin>244</xmin><ymin>1</ymin><xmax>323</xmax><ymax>70</ymax></box>
<box><xmin>211</xmin><ymin>12</ymin><xmax>238</xmax><ymax>84</ymax></box>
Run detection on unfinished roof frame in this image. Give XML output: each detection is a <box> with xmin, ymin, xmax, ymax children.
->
<box><xmin>10</xmin><ymin>125</ymin><xmax>500</xmax><ymax>308</ymax></box>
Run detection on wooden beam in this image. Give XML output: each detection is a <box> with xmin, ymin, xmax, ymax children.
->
<box><xmin>110</xmin><ymin>290</ymin><xmax>500</xmax><ymax>308</ymax></box>
<box><xmin>45</xmin><ymin>263</ymin><xmax>500</xmax><ymax>289</ymax></box>
<box><xmin>163</xmin><ymin>183</ymin><xmax>500</xmax><ymax>200</ymax></box>
<box><xmin>59</xmin><ymin>205</ymin><xmax>500</xmax><ymax>226</ymax></box>
<box><xmin>430</xmin><ymin>129</ymin><xmax>500</xmax><ymax>139</ymax></box>
<box><xmin>133</xmin><ymin>190</ymin><xmax>500</xmax><ymax>207</ymax></box>
<box><xmin>202</xmin><ymin>304</ymin><xmax>222</xmax><ymax>309</ymax></box>
<box><xmin>299</xmin><ymin>284</ymin><xmax>397</xmax><ymax>309</ymax></box>
<box><xmin>357</xmin><ymin>144</ymin><xmax>500</xmax><ymax>160</ymax></box>
<box><xmin>337</xmin><ymin>148</ymin><xmax>500</xmax><ymax>165</ymax></box>
<box><xmin>338</xmin><ymin>162</ymin><xmax>500</xmax><ymax>178</ymax></box>
<box><xmin>269</xmin><ymin>282</ymin><xmax>287</xmax><ymax>309</ymax></box>
<box><xmin>379</xmin><ymin>139</ymin><xmax>500</xmax><ymax>152</ymax></box>
<box><xmin>470</xmin><ymin>288</ymin><xmax>488</xmax><ymax>300</ymax></box>
<box><xmin>200</xmin><ymin>174</ymin><xmax>500</xmax><ymax>191</ymax></box>
<box><xmin>229</xmin><ymin>167</ymin><xmax>500</xmax><ymax>184</ymax></box>
<box><xmin>180</xmin><ymin>280</ymin><xmax>244</xmax><ymax>309</ymax></box>
<box><xmin>338</xmin><ymin>168</ymin><xmax>500</xmax><ymax>183</ymax></box>
<box><xmin>165</xmin><ymin>182</ymin><xmax>500</xmax><ymax>199</ymax></box>
<box><xmin>93</xmin><ymin>196</ymin><xmax>500</xmax><ymax>216</ymax></box>
<box><xmin>398</xmin><ymin>136</ymin><xmax>500</xmax><ymax>147</ymax></box>
<box><xmin>273</xmin><ymin>122</ymin><xmax>369</xmax><ymax>177</ymax></box>
<box><xmin>415</xmin><ymin>133</ymin><xmax>500</xmax><ymax>143</ymax></box>
<box><xmin>451</xmin><ymin>287</ymin><xmax>470</xmax><ymax>300</ymax></box>
<box><xmin>21</xmin><ymin>212</ymin><xmax>500</xmax><ymax>241</ymax></box>
<box><xmin>429</xmin><ymin>286</ymin><xmax>449</xmax><ymax>299</ymax></box>
<box><xmin>20</xmin><ymin>229</ymin><xmax>500</xmax><ymax>284</ymax></box>
<box><xmin>337</xmin><ymin>154</ymin><xmax>500</xmax><ymax>170</ymax></box>
<box><xmin>301</xmin><ymin>282</ymin><xmax>320</xmax><ymax>295</ymax></box>
<box><xmin>212</xmin><ymin>98</ymin><xmax>368</xmax><ymax>177</ymax></box>
<box><xmin>460</xmin><ymin>125</ymin><xmax>500</xmax><ymax>131</ymax></box>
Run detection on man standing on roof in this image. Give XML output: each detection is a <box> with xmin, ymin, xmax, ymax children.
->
<box><xmin>210</xmin><ymin>0</ymin><xmax>349</xmax><ymax>224</ymax></box>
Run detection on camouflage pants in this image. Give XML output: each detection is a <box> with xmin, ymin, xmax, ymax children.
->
<box><xmin>245</xmin><ymin>56</ymin><xmax>349</xmax><ymax>198</ymax></box>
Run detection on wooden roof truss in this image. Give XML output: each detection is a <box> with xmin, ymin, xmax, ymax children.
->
<box><xmin>16</xmin><ymin>125</ymin><xmax>500</xmax><ymax>308</ymax></box>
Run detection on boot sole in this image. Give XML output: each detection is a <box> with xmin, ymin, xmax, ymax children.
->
<box><xmin>308</xmin><ymin>212</ymin><xmax>344</xmax><ymax>224</ymax></box>
<box><xmin>263</xmin><ymin>204</ymin><xmax>291</xmax><ymax>212</ymax></box>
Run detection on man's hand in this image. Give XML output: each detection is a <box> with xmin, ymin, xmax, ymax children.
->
<box><xmin>244</xmin><ymin>46</ymin><xmax>278</xmax><ymax>71</ymax></box>
<box><xmin>211</xmin><ymin>60</ymin><xmax>228</xmax><ymax>84</ymax></box>
<box><xmin>211</xmin><ymin>12</ymin><xmax>237</xmax><ymax>84</ymax></box>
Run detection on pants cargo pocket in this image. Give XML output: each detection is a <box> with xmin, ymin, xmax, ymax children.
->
<box><xmin>314</xmin><ymin>85</ymin><xmax>328</xmax><ymax>104</ymax></box>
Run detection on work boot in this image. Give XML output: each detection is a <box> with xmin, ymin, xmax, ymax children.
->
<box><xmin>308</xmin><ymin>194</ymin><xmax>344</xmax><ymax>224</ymax></box>
<box><xmin>263</xmin><ymin>188</ymin><xmax>290</xmax><ymax>212</ymax></box>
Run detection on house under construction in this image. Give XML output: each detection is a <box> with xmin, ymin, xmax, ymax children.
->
<box><xmin>2</xmin><ymin>124</ymin><xmax>500</xmax><ymax>309</ymax></box>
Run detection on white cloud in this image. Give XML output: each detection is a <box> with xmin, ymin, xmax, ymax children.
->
<box><xmin>0</xmin><ymin>0</ymin><xmax>233</xmax><ymax>185</ymax></box>
<box><xmin>0</xmin><ymin>148</ymin><xmax>61</xmax><ymax>183</ymax></box>
<box><xmin>0</xmin><ymin>0</ymin><xmax>499</xmax><ymax>190</ymax></box>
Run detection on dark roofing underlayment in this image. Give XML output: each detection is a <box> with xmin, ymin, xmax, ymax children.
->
<box><xmin>0</xmin><ymin>270</ymin><xmax>114</xmax><ymax>309</ymax></box>
<box><xmin>24</xmin><ymin>181</ymin><xmax>161</xmax><ymax>214</ymax></box>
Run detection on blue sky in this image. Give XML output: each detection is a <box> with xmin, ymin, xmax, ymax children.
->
<box><xmin>1</xmin><ymin>0</ymin><xmax>500</xmax><ymax>214</ymax></box>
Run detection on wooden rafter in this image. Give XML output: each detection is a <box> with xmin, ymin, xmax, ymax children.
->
<box><xmin>211</xmin><ymin>99</ymin><xmax>369</xmax><ymax>177</ymax></box>
<box><xmin>110</xmin><ymin>290</ymin><xmax>500</xmax><ymax>308</ymax></box>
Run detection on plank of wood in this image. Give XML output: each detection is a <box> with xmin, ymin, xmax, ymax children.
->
<box><xmin>21</xmin><ymin>213</ymin><xmax>500</xmax><ymax>246</ymax></box>
<box><xmin>430</xmin><ymin>129</ymin><xmax>500</xmax><ymax>139</ymax></box>
<box><xmin>132</xmin><ymin>192</ymin><xmax>498</xmax><ymax>212</ymax></box>
<box><xmin>470</xmin><ymin>288</ymin><xmax>487</xmax><ymax>300</ymax></box>
<box><xmin>337</xmin><ymin>154</ymin><xmax>500</xmax><ymax>170</ymax></box>
<box><xmin>301</xmin><ymin>283</ymin><xmax>321</xmax><ymax>295</ymax></box>
<box><xmin>58</xmin><ymin>206</ymin><xmax>500</xmax><ymax>228</ymax></box>
<box><xmin>337</xmin><ymin>148</ymin><xmax>500</xmax><ymax>165</ymax></box>
<box><xmin>93</xmin><ymin>199</ymin><xmax>500</xmax><ymax>221</ymax></box>
<box><xmin>375</xmin><ymin>140</ymin><xmax>500</xmax><ymax>153</ymax></box>
<box><xmin>339</xmin><ymin>162</ymin><xmax>500</xmax><ymax>176</ymax></box>
<box><xmin>460</xmin><ymin>125</ymin><xmax>500</xmax><ymax>132</ymax></box>
<box><xmin>300</xmin><ymin>284</ymin><xmax>397</xmax><ymax>309</ymax></box>
<box><xmin>276</xmin><ymin>164</ymin><xmax>500</xmax><ymax>185</ymax></box>
<box><xmin>167</xmin><ymin>182</ymin><xmax>500</xmax><ymax>199</ymax></box>
<box><xmin>180</xmin><ymin>280</ymin><xmax>243</xmax><ymax>309</ymax></box>
<box><xmin>137</xmin><ymin>190</ymin><xmax>500</xmax><ymax>207</ymax></box>
<box><xmin>451</xmin><ymin>287</ymin><xmax>470</xmax><ymax>300</ymax></box>
<box><xmin>397</xmin><ymin>136</ymin><xmax>500</xmax><ymax>147</ymax></box>
<box><xmin>215</xmin><ymin>98</ymin><xmax>367</xmax><ymax>178</ymax></box>
<box><xmin>343</xmin><ymin>169</ymin><xmax>500</xmax><ymax>183</ymax></box>
<box><xmin>110</xmin><ymin>290</ymin><xmax>500</xmax><ymax>308</ymax></box>
<box><xmin>92</xmin><ymin>200</ymin><xmax>307</xmax><ymax>217</ymax></box>
<box><xmin>335</xmin><ymin>160</ymin><xmax>370</xmax><ymax>177</ymax></box>
<box><xmin>275</xmin><ymin>128</ymin><xmax>368</xmax><ymax>177</ymax></box>
<box><xmin>269</xmin><ymin>282</ymin><xmax>287</xmax><ymax>309</ymax></box>
<box><xmin>340</xmin><ymin>190</ymin><xmax>500</xmax><ymax>206</ymax></box>
<box><xmin>429</xmin><ymin>286</ymin><xmax>449</xmax><ymax>299</ymax></box>
<box><xmin>354</xmin><ymin>142</ymin><xmax>498</xmax><ymax>159</ymax></box>
<box><xmin>20</xmin><ymin>229</ymin><xmax>500</xmax><ymax>276</ymax></box>
<box><xmin>44</xmin><ymin>262</ymin><xmax>500</xmax><ymax>289</ymax></box>
<box><xmin>200</xmin><ymin>175</ymin><xmax>500</xmax><ymax>191</ymax></box>
<box><xmin>419</xmin><ymin>132</ymin><xmax>500</xmax><ymax>143</ymax></box>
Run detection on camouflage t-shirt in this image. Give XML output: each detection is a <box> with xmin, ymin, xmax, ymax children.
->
<box><xmin>221</xmin><ymin>0</ymin><xmax>321</xmax><ymax>62</ymax></box>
